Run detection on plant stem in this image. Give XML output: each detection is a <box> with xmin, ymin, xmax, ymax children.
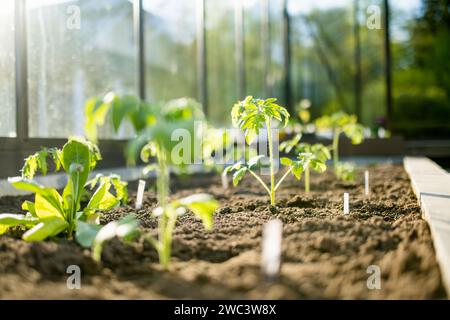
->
<box><xmin>305</xmin><ymin>167</ymin><xmax>310</xmax><ymax>193</ymax></box>
<box><xmin>332</xmin><ymin>129</ymin><xmax>341</xmax><ymax>168</ymax></box>
<box><xmin>159</xmin><ymin>208</ymin><xmax>177</xmax><ymax>270</ymax></box>
<box><xmin>274</xmin><ymin>167</ymin><xmax>293</xmax><ymax>191</ymax></box>
<box><xmin>266</xmin><ymin>120</ymin><xmax>275</xmax><ymax>206</ymax></box>
<box><xmin>156</xmin><ymin>147</ymin><xmax>169</xmax><ymax>208</ymax></box>
<box><xmin>248</xmin><ymin>170</ymin><xmax>271</xmax><ymax>195</ymax></box>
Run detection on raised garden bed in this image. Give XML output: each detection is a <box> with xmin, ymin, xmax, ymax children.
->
<box><xmin>0</xmin><ymin>163</ymin><xmax>446</xmax><ymax>299</ymax></box>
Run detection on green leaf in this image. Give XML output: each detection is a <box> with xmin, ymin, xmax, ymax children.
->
<box><xmin>22</xmin><ymin>201</ymin><xmax>37</xmax><ymax>217</ymax></box>
<box><xmin>9</xmin><ymin>177</ymin><xmax>46</xmax><ymax>194</ymax></box>
<box><xmin>61</xmin><ymin>139</ymin><xmax>92</xmax><ymax>211</ymax></box>
<box><xmin>232</xmin><ymin>167</ymin><xmax>248</xmax><ymax>186</ymax></box>
<box><xmin>110</xmin><ymin>175</ymin><xmax>128</xmax><ymax>203</ymax></box>
<box><xmin>310</xmin><ymin>159</ymin><xmax>327</xmax><ymax>173</ymax></box>
<box><xmin>248</xmin><ymin>155</ymin><xmax>266</xmax><ymax>170</ymax></box>
<box><xmin>343</xmin><ymin>123</ymin><xmax>364</xmax><ymax>145</ymax></box>
<box><xmin>75</xmin><ymin>220</ymin><xmax>101</xmax><ymax>248</ymax></box>
<box><xmin>34</xmin><ymin>192</ymin><xmax>65</xmax><ymax>220</ymax></box>
<box><xmin>87</xmin><ymin>182</ymin><xmax>111</xmax><ymax>210</ymax></box>
<box><xmin>245</xmin><ymin>129</ymin><xmax>258</xmax><ymax>145</ymax></box>
<box><xmin>292</xmin><ymin>164</ymin><xmax>304</xmax><ymax>180</ymax></box>
<box><xmin>22</xmin><ymin>217</ymin><xmax>68</xmax><ymax>241</ymax></box>
<box><xmin>0</xmin><ymin>225</ymin><xmax>9</xmax><ymax>235</ymax></box>
<box><xmin>280</xmin><ymin>157</ymin><xmax>293</xmax><ymax>166</ymax></box>
<box><xmin>91</xmin><ymin>215</ymin><xmax>140</xmax><ymax>262</ymax></box>
<box><xmin>0</xmin><ymin>214</ymin><xmax>39</xmax><ymax>234</ymax></box>
<box><xmin>178</xmin><ymin>194</ymin><xmax>218</xmax><ymax>231</ymax></box>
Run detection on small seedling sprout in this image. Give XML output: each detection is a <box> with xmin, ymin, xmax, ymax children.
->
<box><xmin>315</xmin><ymin>111</ymin><xmax>364</xmax><ymax>181</ymax></box>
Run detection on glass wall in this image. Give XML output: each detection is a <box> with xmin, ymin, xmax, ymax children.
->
<box><xmin>268</xmin><ymin>0</ymin><xmax>284</xmax><ymax>101</ymax></box>
<box><xmin>205</xmin><ymin>0</ymin><xmax>236</xmax><ymax>125</ymax></box>
<box><xmin>143</xmin><ymin>0</ymin><xmax>198</xmax><ymax>102</ymax></box>
<box><xmin>289</xmin><ymin>0</ymin><xmax>356</xmax><ymax>120</ymax></box>
<box><xmin>359</xmin><ymin>0</ymin><xmax>386</xmax><ymax>130</ymax></box>
<box><xmin>243</xmin><ymin>0</ymin><xmax>265</xmax><ymax>98</ymax></box>
<box><xmin>390</xmin><ymin>0</ymin><xmax>450</xmax><ymax>138</ymax></box>
<box><xmin>27</xmin><ymin>0</ymin><xmax>136</xmax><ymax>138</ymax></box>
<box><xmin>0</xmin><ymin>0</ymin><xmax>16</xmax><ymax>137</ymax></box>
<box><xmin>1</xmin><ymin>0</ymin><xmax>447</xmax><ymax>141</ymax></box>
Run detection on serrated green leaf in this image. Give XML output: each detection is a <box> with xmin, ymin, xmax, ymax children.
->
<box><xmin>232</xmin><ymin>167</ymin><xmax>248</xmax><ymax>186</ymax></box>
<box><xmin>280</xmin><ymin>157</ymin><xmax>293</xmax><ymax>166</ymax></box>
<box><xmin>178</xmin><ymin>194</ymin><xmax>218</xmax><ymax>230</ymax></box>
<box><xmin>248</xmin><ymin>155</ymin><xmax>266</xmax><ymax>170</ymax></box>
<box><xmin>91</xmin><ymin>215</ymin><xmax>140</xmax><ymax>262</ymax></box>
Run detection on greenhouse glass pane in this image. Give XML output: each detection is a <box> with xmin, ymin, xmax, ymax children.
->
<box><xmin>0</xmin><ymin>0</ymin><xmax>16</xmax><ymax>138</ymax></box>
<box><xmin>143</xmin><ymin>0</ymin><xmax>198</xmax><ymax>103</ymax></box>
<box><xmin>269</xmin><ymin>0</ymin><xmax>284</xmax><ymax>102</ymax></box>
<box><xmin>205</xmin><ymin>0</ymin><xmax>236</xmax><ymax>126</ymax></box>
<box><xmin>244</xmin><ymin>0</ymin><xmax>264</xmax><ymax>98</ymax></box>
<box><xmin>27</xmin><ymin>0</ymin><xmax>136</xmax><ymax>139</ymax></box>
<box><xmin>390</xmin><ymin>0</ymin><xmax>450</xmax><ymax>138</ymax></box>
<box><xmin>359</xmin><ymin>0</ymin><xmax>386</xmax><ymax>129</ymax></box>
<box><xmin>289</xmin><ymin>0</ymin><xmax>355</xmax><ymax>118</ymax></box>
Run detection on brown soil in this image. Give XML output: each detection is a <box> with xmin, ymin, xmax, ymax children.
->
<box><xmin>0</xmin><ymin>164</ymin><xmax>446</xmax><ymax>299</ymax></box>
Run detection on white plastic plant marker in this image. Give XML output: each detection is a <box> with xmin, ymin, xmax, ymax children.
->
<box><xmin>262</xmin><ymin>219</ymin><xmax>283</xmax><ymax>279</ymax></box>
<box><xmin>343</xmin><ymin>193</ymin><xmax>349</xmax><ymax>214</ymax></box>
<box><xmin>221</xmin><ymin>172</ymin><xmax>229</xmax><ymax>190</ymax></box>
<box><xmin>364</xmin><ymin>170</ymin><xmax>369</xmax><ymax>196</ymax></box>
<box><xmin>135</xmin><ymin>179</ymin><xmax>146</xmax><ymax>210</ymax></box>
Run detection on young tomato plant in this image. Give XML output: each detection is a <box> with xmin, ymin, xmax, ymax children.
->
<box><xmin>296</xmin><ymin>144</ymin><xmax>330</xmax><ymax>193</ymax></box>
<box><xmin>145</xmin><ymin>194</ymin><xmax>218</xmax><ymax>269</ymax></box>
<box><xmin>85</xmin><ymin>93</ymin><xmax>205</xmax><ymax>207</ymax></box>
<box><xmin>0</xmin><ymin>138</ymin><xmax>128</xmax><ymax>244</ymax></box>
<box><xmin>280</xmin><ymin>139</ymin><xmax>331</xmax><ymax>193</ymax></box>
<box><xmin>315</xmin><ymin>111</ymin><xmax>364</xmax><ymax>168</ymax></box>
<box><xmin>85</xmin><ymin>93</ymin><xmax>219</xmax><ymax>268</ymax></box>
<box><xmin>225</xmin><ymin>96</ymin><xmax>301</xmax><ymax>207</ymax></box>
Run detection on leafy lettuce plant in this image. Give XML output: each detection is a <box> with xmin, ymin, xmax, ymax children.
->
<box><xmin>280</xmin><ymin>140</ymin><xmax>331</xmax><ymax>193</ymax></box>
<box><xmin>224</xmin><ymin>96</ymin><xmax>306</xmax><ymax>207</ymax></box>
<box><xmin>0</xmin><ymin>138</ymin><xmax>127</xmax><ymax>244</ymax></box>
<box><xmin>315</xmin><ymin>111</ymin><xmax>364</xmax><ymax>168</ymax></box>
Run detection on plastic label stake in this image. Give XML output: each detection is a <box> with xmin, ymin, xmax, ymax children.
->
<box><xmin>221</xmin><ymin>172</ymin><xmax>229</xmax><ymax>190</ymax></box>
<box><xmin>344</xmin><ymin>192</ymin><xmax>349</xmax><ymax>215</ymax></box>
<box><xmin>136</xmin><ymin>180</ymin><xmax>146</xmax><ymax>210</ymax></box>
<box><xmin>365</xmin><ymin>170</ymin><xmax>369</xmax><ymax>196</ymax></box>
<box><xmin>262</xmin><ymin>219</ymin><xmax>283</xmax><ymax>279</ymax></box>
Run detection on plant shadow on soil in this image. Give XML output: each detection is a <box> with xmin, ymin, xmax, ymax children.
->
<box><xmin>0</xmin><ymin>164</ymin><xmax>447</xmax><ymax>299</ymax></box>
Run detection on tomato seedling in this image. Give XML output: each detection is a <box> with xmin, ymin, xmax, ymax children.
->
<box><xmin>315</xmin><ymin>111</ymin><xmax>364</xmax><ymax>168</ymax></box>
<box><xmin>281</xmin><ymin>139</ymin><xmax>331</xmax><ymax>193</ymax></box>
<box><xmin>225</xmin><ymin>96</ymin><xmax>308</xmax><ymax>207</ymax></box>
<box><xmin>85</xmin><ymin>93</ymin><xmax>219</xmax><ymax>268</ymax></box>
<box><xmin>145</xmin><ymin>193</ymin><xmax>218</xmax><ymax>269</ymax></box>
